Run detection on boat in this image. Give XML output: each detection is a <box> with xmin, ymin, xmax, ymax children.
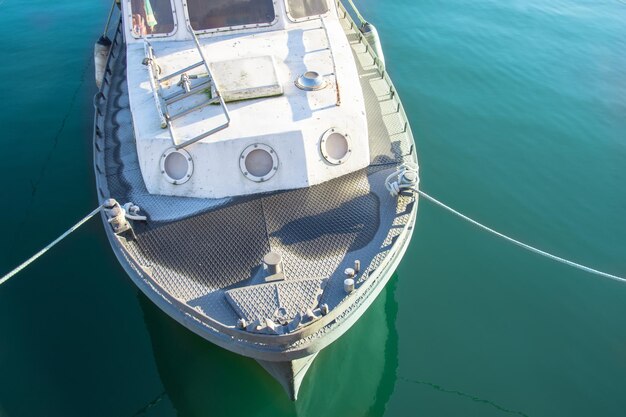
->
<box><xmin>93</xmin><ymin>0</ymin><xmax>419</xmax><ymax>400</ymax></box>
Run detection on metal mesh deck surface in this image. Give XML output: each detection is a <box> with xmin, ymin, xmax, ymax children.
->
<box><xmin>98</xmin><ymin>13</ymin><xmax>417</xmax><ymax>328</ymax></box>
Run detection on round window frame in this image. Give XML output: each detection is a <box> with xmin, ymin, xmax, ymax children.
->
<box><xmin>160</xmin><ymin>148</ymin><xmax>194</xmax><ymax>185</ymax></box>
<box><xmin>240</xmin><ymin>144</ymin><xmax>279</xmax><ymax>182</ymax></box>
<box><xmin>320</xmin><ymin>128</ymin><xmax>352</xmax><ymax>165</ymax></box>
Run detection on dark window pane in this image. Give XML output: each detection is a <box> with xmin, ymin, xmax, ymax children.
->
<box><xmin>187</xmin><ymin>0</ymin><xmax>275</xmax><ymax>30</ymax></box>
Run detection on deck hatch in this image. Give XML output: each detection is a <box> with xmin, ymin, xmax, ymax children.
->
<box><xmin>210</xmin><ymin>56</ymin><xmax>283</xmax><ymax>102</ymax></box>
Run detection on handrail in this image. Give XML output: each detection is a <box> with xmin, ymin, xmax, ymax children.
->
<box><xmin>336</xmin><ymin>0</ymin><xmax>414</xmax><ymax>154</ymax></box>
<box><xmin>143</xmin><ymin>41</ymin><xmax>168</xmax><ymax>129</ymax></box>
<box><xmin>101</xmin><ymin>0</ymin><xmax>117</xmax><ymax>38</ymax></box>
<box><xmin>337</xmin><ymin>0</ymin><xmax>385</xmax><ymax>68</ymax></box>
<box><xmin>344</xmin><ymin>0</ymin><xmax>367</xmax><ymax>26</ymax></box>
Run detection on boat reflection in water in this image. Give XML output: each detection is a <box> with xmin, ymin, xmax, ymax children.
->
<box><xmin>138</xmin><ymin>274</ymin><xmax>400</xmax><ymax>415</ymax></box>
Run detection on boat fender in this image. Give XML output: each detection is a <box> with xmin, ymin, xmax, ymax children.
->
<box><xmin>360</xmin><ymin>22</ymin><xmax>385</xmax><ymax>66</ymax></box>
<box><xmin>94</xmin><ymin>35</ymin><xmax>112</xmax><ymax>89</ymax></box>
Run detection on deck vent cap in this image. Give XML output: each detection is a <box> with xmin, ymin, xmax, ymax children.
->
<box><xmin>296</xmin><ymin>71</ymin><xmax>327</xmax><ymax>91</ymax></box>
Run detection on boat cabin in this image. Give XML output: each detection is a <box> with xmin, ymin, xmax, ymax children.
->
<box><xmin>120</xmin><ymin>0</ymin><xmax>368</xmax><ymax>199</ymax></box>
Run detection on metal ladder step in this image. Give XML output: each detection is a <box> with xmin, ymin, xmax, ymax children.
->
<box><xmin>158</xmin><ymin>61</ymin><xmax>204</xmax><ymax>83</ymax></box>
<box><xmin>172</xmin><ymin>119</ymin><xmax>229</xmax><ymax>150</ymax></box>
<box><xmin>167</xmin><ymin>96</ymin><xmax>220</xmax><ymax>121</ymax></box>
<box><xmin>163</xmin><ymin>79</ymin><xmax>212</xmax><ymax>104</ymax></box>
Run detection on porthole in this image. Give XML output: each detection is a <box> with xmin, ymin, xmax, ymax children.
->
<box><xmin>240</xmin><ymin>144</ymin><xmax>279</xmax><ymax>182</ymax></box>
<box><xmin>320</xmin><ymin>128</ymin><xmax>351</xmax><ymax>165</ymax></box>
<box><xmin>160</xmin><ymin>148</ymin><xmax>193</xmax><ymax>185</ymax></box>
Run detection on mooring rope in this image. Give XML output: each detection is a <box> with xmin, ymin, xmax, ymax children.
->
<box><xmin>416</xmin><ymin>190</ymin><xmax>626</xmax><ymax>283</ymax></box>
<box><xmin>385</xmin><ymin>163</ymin><xmax>626</xmax><ymax>284</ymax></box>
<box><xmin>0</xmin><ymin>205</ymin><xmax>104</xmax><ymax>286</ymax></box>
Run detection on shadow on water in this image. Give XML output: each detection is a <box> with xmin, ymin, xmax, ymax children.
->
<box><xmin>138</xmin><ymin>274</ymin><xmax>401</xmax><ymax>417</ymax></box>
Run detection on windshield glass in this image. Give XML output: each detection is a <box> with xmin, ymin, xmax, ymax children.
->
<box><xmin>187</xmin><ymin>0</ymin><xmax>276</xmax><ymax>31</ymax></box>
<box><xmin>286</xmin><ymin>0</ymin><xmax>328</xmax><ymax>19</ymax></box>
<box><xmin>130</xmin><ymin>0</ymin><xmax>176</xmax><ymax>36</ymax></box>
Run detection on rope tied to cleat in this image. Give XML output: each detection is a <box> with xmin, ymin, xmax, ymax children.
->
<box><xmin>384</xmin><ymin>163</ymin><xmax>626</xmax><ymax>284</ymax></box>
<box><xmin>0</xmin><ymin>168</ymin><xmax>623</xmax><ymax>287</ymax></box>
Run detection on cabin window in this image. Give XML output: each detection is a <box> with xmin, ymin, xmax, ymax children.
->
<box><xmin>285</xmin><ymin>0</ymin><xmax>328</xmax><ymax>20</ymax></box>
<box><xmin>187</xmin><ymin>0</ymin><xmax>276</xmax><ymax>31</ymax></box>
<box><xmin>130</xmin><ymin>0</ymin><xmax>176</xmax><ymax>36</ymax></box>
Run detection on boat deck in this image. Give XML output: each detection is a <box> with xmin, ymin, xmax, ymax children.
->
<box><xmin>94</xmin><ymin>9</ymin><xmax>417</xmax><ymax>334</ymax></box>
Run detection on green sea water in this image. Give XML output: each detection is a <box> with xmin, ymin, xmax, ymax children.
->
<box><xmin>0</xmin><ymin>0</ymin><xmax>625</xmax><ymax>416</ymax></box>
